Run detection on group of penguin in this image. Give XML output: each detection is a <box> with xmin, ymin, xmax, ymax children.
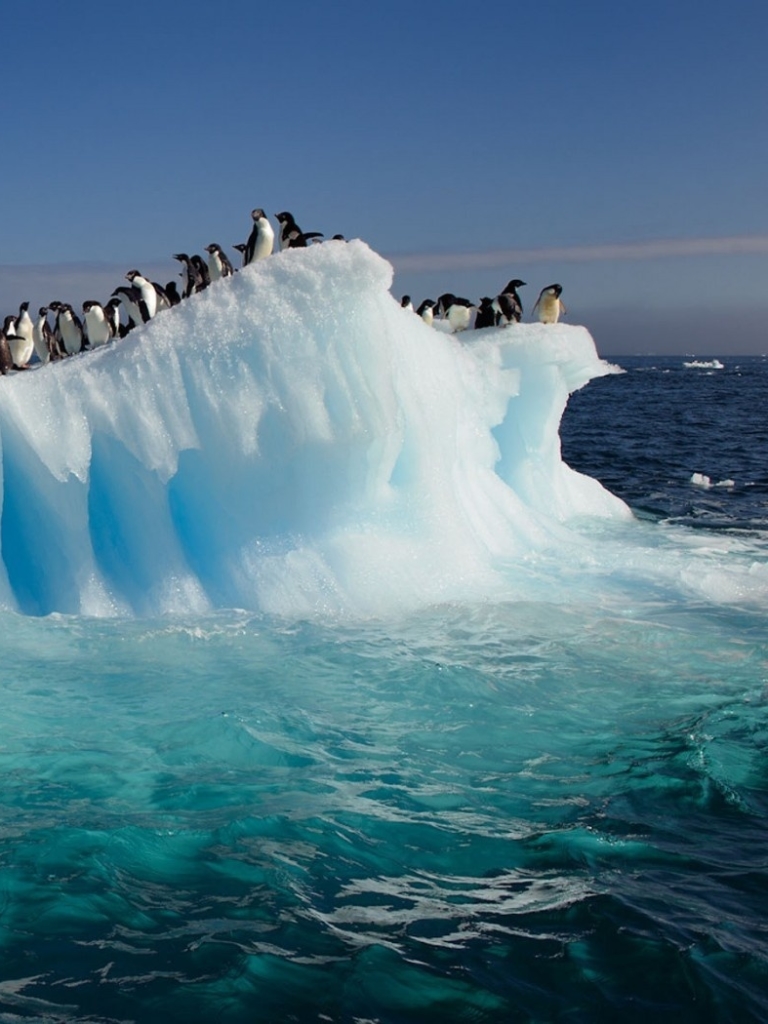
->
<box><xmin>0</xmin><ymin>206</ymin><xmax>566</xmax><ymax>376</ymax></box>
<box><xmin>400</xmin><ymin>280</ymin><xmax>566</xmax><ymax>333</ymax></box>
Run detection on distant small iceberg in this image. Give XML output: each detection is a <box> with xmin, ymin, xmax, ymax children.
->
<box><xmin>690</xmin><ymin>473</ymin><xmax>735</xmax><ymax>490</ymax></box>
<box><xmin>683</xmin><ymin>359</ymin><xmax>724</xmax><ymax>369</ymax></box>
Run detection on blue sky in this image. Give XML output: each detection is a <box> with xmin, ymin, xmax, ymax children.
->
<box><xmin>2</xmin><ymin>0</ymin><xmax>767</xmax><ymax>353</ymax></box>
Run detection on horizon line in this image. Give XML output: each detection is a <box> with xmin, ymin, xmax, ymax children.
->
<box><xmin>388</xmin><ymin>234</ymin><xmax>768</xmax><ymax>272</ymax></box>
<box><xmin>2</xmin><ymin>233</ymin><xmax>768</xmax><ymax>275</ymax></box>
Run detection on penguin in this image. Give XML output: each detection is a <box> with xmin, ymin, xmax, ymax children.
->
<box><xmin>474</xmin><ymin>297</ymin><xmax>498</xmax><ymax>330</ymax></box>
<box><xmin>400</xmin><ymin>295</ymin><xmax>413</xmax><ymax>312</ymax></box>
<box><xmin>151</xmin><ymin>281</ymin><xmax>172</xmax><ymax>312</ymax></box>
<box><xmin>111</xmin><ymin>286</ymin><xmax>148</xmax><ymax>332</ymax></box>
<box><xmin>435</xmin><ymin>293</ymin><xmax>475</xmax><ymax>333</ymax></box>
<box><xmin>0</xmin><ymin>322</ymin><xmax>14</xmax><ymax>375</ymax></box>
<box><xmin>532</xmin><ymin>283</ymin><xmax>566</xmax><ymax>324</ymax></box>
<box><xmin>8</xmin><ymin>302</ymin><xmax>35</xmax><ymax>367</ymax></box>
<box><xmin>173</xmin><ymin>253</ymin><xmax>195</xmax><ymax>298</ymax></box>
<box><xmin>56</xmin><ymin>304</ymin><xmax>84</xmax><ymax>355</ymax></box>
<box><xmin>416</xmin><ymin>299</ymin><xmax>436</xmax><ymax>326</ymax></box>
<box><xmin>164</xmin><ymin>281</ymin><xmax>182</xmax><ymax>306</ymax></box>
<box><xmin>103</xmin><ymin>297</ymin><xmax>122</xmax><ymax>338</ymax></box>
<box><xmin>232</xmin><ymin>243</ymin><xmax>248</xmax><ymax>267</ymax></box>
<box><xmin>243</xmin><ymin>209</ymin><xmax>275</xmax><ymax>264</ymax></box>
<box><xmin>125</xmin><ymin>270</ymin><xmax>157</xmax><ymax>320</ymax></box>
<box><xmin>190</xmin><ymin>255</ymin><xmax>210</xmax><ymax>292</ymax></box>
<box><xmin>275</xmin><ymin>211</ymin><xmax>323</xmax><ymax>249</ymax></box>
<box><xmin>205</xmin><ymin>243</ymin><xmax>235</xmax><ymax>282</ymax></box>
<box><xmin>82</xmin><ymin>301</ymin><xmax>112</xmax><ymax>348</ymax></box>
<box><xmin>33</xmin><ymin>306</ymin><xmax>53</xmax><ymax>365</ymax></box>
<box><xmin>493</xmin><ymin>279</ymin><xmax>526</xmax><ymax>325</ymax></box>
<box><xmin>46</xmin><ymin>301</ymin><xmax>66</xmax><ymax>357</ymax></box>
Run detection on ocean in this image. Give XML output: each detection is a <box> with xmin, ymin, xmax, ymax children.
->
<box><xmin>0</xmin><ymin>353</ymin><xmax>766</xmax><ymax>1023</ymax></box>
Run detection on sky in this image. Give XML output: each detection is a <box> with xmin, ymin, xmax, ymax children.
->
<box><xmin>1</xmin><ymin>0</ymin><xmax>767</xmax><ymax>355</ymax></box>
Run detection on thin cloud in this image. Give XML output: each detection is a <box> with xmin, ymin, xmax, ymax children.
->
<box><xmin>389</xmin><ymin>235</ymin><xmax>768</xmax><ymax>273</ymax></box>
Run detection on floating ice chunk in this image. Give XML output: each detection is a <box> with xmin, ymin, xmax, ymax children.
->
<box><xmin>691</xmin><ymin>473</ymin><xmax>712</xmax><ymax>489</ymax></box>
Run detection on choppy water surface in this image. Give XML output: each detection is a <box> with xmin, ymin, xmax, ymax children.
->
<box><xmin>0</xmin><ymin>356</ymin><xmax>766</xmax><ymax>1023</ymax></box>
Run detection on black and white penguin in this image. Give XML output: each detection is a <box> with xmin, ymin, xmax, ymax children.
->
<box><xmin>33</xmin><ymin>306</ymin><xmax>53</xmax><ymax>364</ymax></box>
<box><xmin>82</xmin><ymin>301</ymin><xmax>112</xmax><ymax>348</ymax></box>
<box><xmin>532</xmin><ymin>283</ymin><xmax>566</xmax><ymax>324</ymax></box>
<box><xmin>111</xmin><ymin>286</ymin><xmax>148</xmax><ymax>332</ymax></box>
<box><xmin>103</xmin><ymin>297</ymin><xmax>122</xmax><ymax>338</ymax></box>
<box><xmin>57</xmin><ymin>304</ymin><xmax>84</xmax><ymax>355</ymax></box>
<box><xmin>164</xmin><ymin>281</ymin><xmax>182</xmax><ymax>306</ymax></box>
<box><xmin>275</xmin><ymin>211</ymin><xmax>323</xmax><ymax>249</ymax></box>
<box><xmin>232</xmin><ymin>243</ymin><xmax>248</xmax><ymax>267</ymax></box>
<box><xmin>126</xmin><ymin>270</ymin><xmax>158</xmax><ymax>320</ymax></box>
<box><xmin>400</xmin><ymin>295</ymin><xmax>413</xmax><ymax>312</ymax></box>
<box><xmin>474</xmin><ymin>297</ymin><xmax>498</xmax><ymax>330</ymax></box>
<box><xmin>493</xmin><ymin>279</ymin><xmax>526</xmax><ymax>325</ymax></box>
<box><xmin>0</xmin><ymin>321</ymin><xmax>14</xmax><ymax>375</ymax></box>
<box><xmin>435</xmin><ymin>293</ymin><xmax>475</xmax><ymax>333</ymax></box>
<box><xmin>417</xmin><ymin>299</ymin><xmax>436</xmax><ymax>326</ymax></box>
<box><xmin>243</xmin><ymin>209</ymin><xmax>275</xmax><ymax>264</ymax></box>
<box><xmin>8</xmin><ymin>302</ymin><xmax>35</xmax><ymax>367</ymax></box>
<box><xmin>205</xmin><ymin>243</ymin><xmax>235</xmax><ymax>282</ymax></box>
<box><xmin>172</xmin><ymin>253</ymin><xmax>195</xmax><ymax>298</ymax></box>
<box><xmin>45</xmin><ymin>301</ymin><xmax>66</xmax><ymax>357</ymax></box>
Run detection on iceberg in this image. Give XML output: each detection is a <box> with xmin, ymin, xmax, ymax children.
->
<box><xmin>0</xmin><ymin>240</ymin><xmax>629</xmax><ymax>618</ymax></box>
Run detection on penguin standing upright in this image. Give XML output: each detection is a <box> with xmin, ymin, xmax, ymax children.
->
<box><xmin>205</xmin><ymin>243</ymin><xmax>235</xmax><ymax>282</ymax></box>
<box><xmin>532</xmin><ymin>283</ymin><xmax>566</xmax><ymax>324</ymax></box>
<box><xmin>474</xmin><ymin>297</ymin><xmax>497</xmax><ymax>330</ymax></box>
<box><xmin>0</xmin><ymin>321</ymin><xmax>14</xmax><ymax>375</ymax></box>
<box><xmin>8</xmin><ymin>302</ymin><xmax>35</xmax><ymax>367</ymax></box>
<box><xmin>493</xmin><ymin>279</ymin><xmax>526</xmax><ymax>325</ymax></box>
<box><xmin>33</xmin><ymin>307</ymin><xmax>53</xmax><ymax>364</ymax></box>
<box><xmin>173</xmin><ymin>253</ymin><xmax>195</xmax><ymax>298</ymax></box>
<box><xmin>125</xmin><ymin>270</ymin><xmax>158</xmax><ymax>319</ymax></box>
<box><xmin>190</xmin><ymin>255</ymin><xmax>210</xmax><ymax>292</ymax></box>
<box><xmin>243</xmin><ymin>209</ymin><xmax>275</xmax><ymax>264</ymax></box>
<box><xmin>111</xmin><ymin>286</ymin><xmax>148</xmax><ymax>332</ymax></box>
<box><xmin>103</xmin><ymin>297</ymin><xmax>122</xmax><ymax>337</ymax></box>
<box><xmin>56</xmin><ymin>304</ymin><xmax>84</xmax><ymax>355</ymax></box>
<box><xmin>82</xmin><ymin>301</ymin><xmax>112</xmax><ymax>348</ymax></box>
<box><xmin>275</xmin><ymin>211</ymin><xmax>323</xmax><ymax>249</ymax></box>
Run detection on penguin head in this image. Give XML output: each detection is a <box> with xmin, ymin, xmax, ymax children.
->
<box><xmin>504</xmin><ymin>279</ymin><xmax>526</xmax><ymax>292</ymax></box>
<box><xmin>126</xmin><ymin>269</ymin><xmax>140</xmax><ymax>282</ymax></box>
<box><xmin>275</xmin><ymin>211</ymin><xmax>295</xmax><ymax>226</ymax></box>
<box><xmin>544</xmin><ymin>283</ymin><xmax>562</xmax><ymax>297</ymax></box>
<box><xmin>19</xmin><ymin>301</ymin><xmax>29</xmax><ymax>313</ymax></box>
<box><xmin>251</xmin><ymin>208</ymin><xmax>267</xmax><ymax>221</ymax></box>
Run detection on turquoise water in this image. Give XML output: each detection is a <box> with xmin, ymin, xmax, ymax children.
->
<box><xmin>0</xmin><ymin>597</ymin><xmax>766</xmax><ymax>1022</ymax></box>
<box><xmin>0</xmin><ymin>357</ymin><xmax>766</xmax><ymax>1022</ymax></box>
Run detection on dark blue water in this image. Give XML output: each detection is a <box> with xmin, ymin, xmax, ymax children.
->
<box><xmin>562</xmin><ymin>355</ymin><xmax>768</xmax><ymax>532</ymax></box>
<box><xmin>0</xmin><ymin>356</ymin><xmax>766</xmax><ymax>1023</ymax></box>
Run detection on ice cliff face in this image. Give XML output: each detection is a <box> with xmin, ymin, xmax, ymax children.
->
<box><xmin>0</xmin><ymin>240</ymin><xmax>627</xmax><ymax>617</ymax></box>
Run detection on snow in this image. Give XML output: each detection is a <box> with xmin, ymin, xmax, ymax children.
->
<box><xmin>0</xmin><ymin>240</ymin><xmax>632</xmax><ymax>617</ymax></box>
